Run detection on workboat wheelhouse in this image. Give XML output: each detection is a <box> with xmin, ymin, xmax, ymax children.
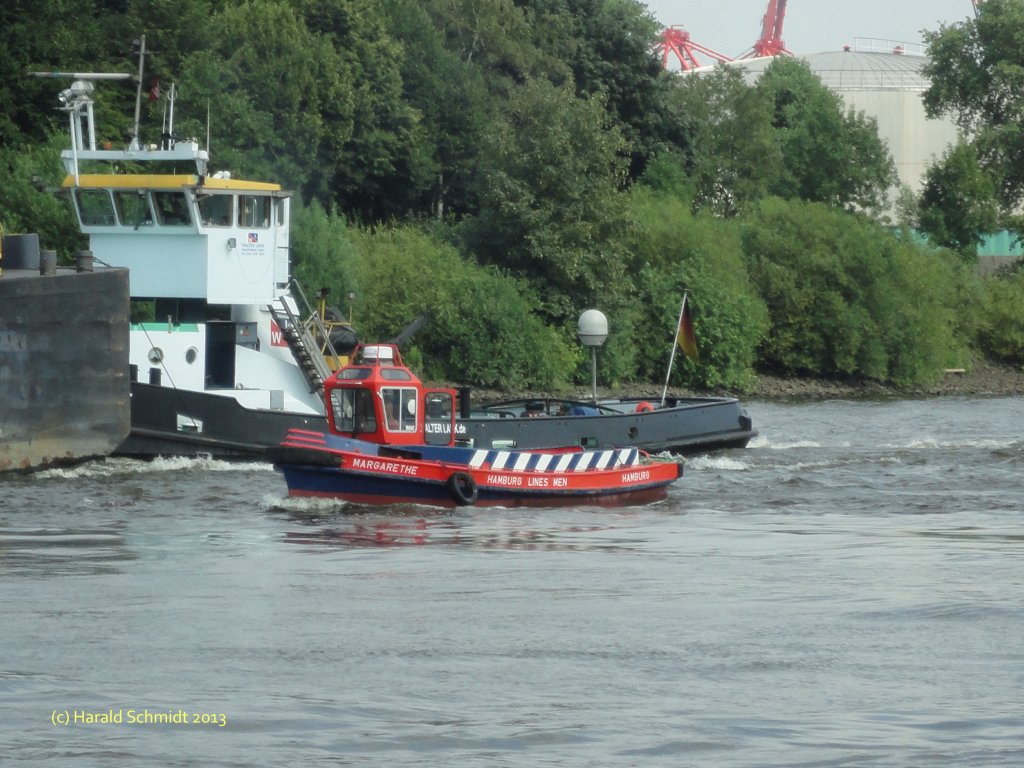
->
<box><xmin>323</xmin><ymin>344</ymin><xmax>459</xmax><ymax>448</ymax></box>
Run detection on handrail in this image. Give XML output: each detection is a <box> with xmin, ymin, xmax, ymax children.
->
<box><xmin>288</xmin><ymin>279</ymin><xmax>342</xmax><ymax>370</ymax></box>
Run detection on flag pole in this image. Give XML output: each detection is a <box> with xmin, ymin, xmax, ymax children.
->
<box><xmin>660</xmin><ymin>292</ymin><xmax>688</xmax><ymax>407</ymax></box>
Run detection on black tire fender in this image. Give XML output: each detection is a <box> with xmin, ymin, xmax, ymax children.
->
<box><xmin>447</xmin><ymin>471</ymin><xmax>478</xmax><ymax>506</ymax></box>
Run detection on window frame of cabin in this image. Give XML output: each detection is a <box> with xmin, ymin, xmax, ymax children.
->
<box><xmin>152</xmin><ymin>190</ymin><xmax>192</xmax><ymax>227</ymax></box>
<box><xmin>330</xmin><ymin>387</ymin><xmax>377</xmax><ymax>434</ymax></box>
<box><xmin>113</xmin><ymin>189</ymin><xmax>154</xmax><ymax>228</ymax></box>
<box><xmin>380</xmin><ymin>386</ymin><xmax>417</xmax><ymax>433</ymax></box>
<box><xmin>75</xmin><ymin>189</ymin><xmax>117</xmax><ymax>226</ymax></box>
<box><xmin>423</xmin><ymin>391</ymin><xmax>454</xmax><ymax>446</ymax></box>
<box><xmin>198</xmin><ymin>194</ymin><xmax>234</xmax><ymax>227</ymax></box>
<box><xmin>238</xmin><ymin>195</ymin><xmax>271</xmax><ymax>229</ymax></box>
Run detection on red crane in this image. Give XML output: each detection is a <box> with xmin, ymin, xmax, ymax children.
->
<box><xmin>655</xmin><ymin>25</ymin><xmax>732</xmax><ymax>71</ymax></box>
<box><xmin>741</xmin><ymin>0</ymin><xmax>791</xmax><ymax>58</ymax></box>
<box><xmin>657</xmin><ymin>1</ymin><xmax>792</xmax><ymax>71</ymax></box>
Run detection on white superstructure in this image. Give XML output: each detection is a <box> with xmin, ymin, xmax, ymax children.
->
<box><xmin>37</xmin><ymin>59</ymin><xmax>332</xmax><ymax>426</ymax></box>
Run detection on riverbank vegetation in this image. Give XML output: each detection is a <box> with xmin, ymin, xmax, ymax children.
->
<box><xmin>2</xmin><ymin>0</ymin><xmax>1022</xmax><ymax>392</ymax></box>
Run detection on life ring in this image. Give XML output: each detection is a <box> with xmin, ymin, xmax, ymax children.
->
<box><xmin>635</xmin><ymin>401</ymin><xmax>654</xmax><ymax>413</ymax></box>
<box><xmin>447</xmin><ymin>472</ymin><xmax>479</xmax><ymax>506</ymax></box>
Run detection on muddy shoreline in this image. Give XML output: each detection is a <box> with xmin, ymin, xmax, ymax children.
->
<box><xmin>742</xmin><ymin>359</ymin><xmax>1024</xmax><ymax>400</ymax></box>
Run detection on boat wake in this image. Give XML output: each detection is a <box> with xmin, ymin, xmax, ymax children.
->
<box><xmin>687</xmin><ymin>455</ymin><xmax>751</xmax><ymax>472</ymax></box>
<box><xmin>36</xmin><ymin>456</ymin><xmax>274</xmax><ymax>480</ymax></box>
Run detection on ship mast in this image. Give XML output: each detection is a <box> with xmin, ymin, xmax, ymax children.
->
<box><xmin>129</xmin><ymin>35</ymin><xmax>147</xmax><ymax>151</ymax></box>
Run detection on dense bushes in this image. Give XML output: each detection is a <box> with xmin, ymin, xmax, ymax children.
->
<box><xmin>626</xmin><ymin>187</ymin><xmax>769</xmax><ymax>391</ymax></box>
<box><xmin>976</xmin><ymin>265</ymin><xmax>1024</xmax><ymax>364</ymax></box>
<box><xmin>742</xmin><ymin>199</ymin><xmax>971</xmax><ymax>387</ymax></box>
<box><xmin>292</xmin><ymin>193</ymin><xmax>1004</xmax><ymax>393</ymax></box>
<box><xmin>296</xmin><ymin>215</ymin><xmax>576</xmax><ymax>390</ymax></box>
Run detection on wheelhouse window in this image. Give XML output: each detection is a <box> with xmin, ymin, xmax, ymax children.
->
<box><xmin>423</xmin><ymin>392</ymin><xmax>454</xmax><ymax>446</ymax></box>
<box><xmin>152</xmin><ymin>191</ymin><xmax>192</xmax><ymax>226</ymax></box>
<box><xmin>75</xmin><ymin>189</ymin><xmax>116</xmax><ymax>225</ymax></box>
<box><xmin>198</xmin><ymin>194</ymin><xmax>233</xmax><ymax>227</ymax></box>
<box><xmin>113</xmin><ymin>190</ymin><xmax>152</xmax><ymax>227</ymax></box>
<box><xmin>238</xmin><ymin>195</ymin><xmax>271</xmax><ymax>228</ymax></box>
<box><xmin>330</xmin><ymin>388</ymin><xmax>377</xmax><ymax>434</ymax></box>
<box><xmin>380</xmin><ymin>387</ymin><xmax>417</xmax><ymax>433</ymax></box>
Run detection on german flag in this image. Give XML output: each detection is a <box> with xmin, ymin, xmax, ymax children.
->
<box><xmin>676</xmin><ymin>295</ymin><xmax>699</xmax><ymax>362</ymax></box>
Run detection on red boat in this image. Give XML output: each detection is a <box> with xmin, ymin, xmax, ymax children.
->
<box><xmin>270</xmin><ymin>344</ymin><xmax>682</xmax><ymax>508</ymax></box>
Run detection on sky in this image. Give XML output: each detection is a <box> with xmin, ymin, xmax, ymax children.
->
<box><xmin>642</xmin><ymin>0</ymin><xmax>976</xmax><ymax>59</ymax></box>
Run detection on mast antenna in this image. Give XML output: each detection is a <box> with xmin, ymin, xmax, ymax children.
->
<box><xmin>130</xmin><ymin>35</ymin><xmax>146</xmax><ymax>150</ymax></box>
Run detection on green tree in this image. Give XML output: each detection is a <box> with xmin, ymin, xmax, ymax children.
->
<box><xmin>922</xmin><ymin>0</ymin><xmax>1024</xmax><ymax>212</ymax></box>
<box><xmin>458</xmin><ymin>77</ymin><xmax>631</xmax><ymax>324</ymax></box>
<box><xmin>290</xmin><ymin>199</ymin><xmax>361</xmax><ymax>305</ymax></box>
<box><xmin>170</xmin><ymin>1</ymin><xmax>351</xmax><ymax>201</ymax></box>
<box><xmin>305</xmin><ymin>0</ymin><xmax>434</xmax><ymax>220</ymax></box>
<box><xmin>664</xmin><ymin>66</ymin><xmax>779</xmax><ymax>216</ymax></box>
<box><xmin>756</xmin><ymin>56</ymin><xmax>895</xmax><ymax>214</ymax></box>
<box><xmin>918</xmin><ymin>140</ymin><xmax>999</xmax><ymax>260</ymax></box>
<box><xmin>525</xmin><ymin>0</ymin><xmax>668</xmax><ymax>179</ymax></box>
<box><xmin>382</xmin><ymin>0</ymin><xmax>493</xmax><ymax>221</ymax></box>
<box><xmin>0</xmin><ymin>136</ymin><xmax>84</xmax><ymax>259</ymax></box>
<box><xmin>0</xmin><ymin>0</ymin><xmax>117</xmax><ymax>148</ymax></box>
<box><xmin>427</xmin><ymin>0</ymin><xmax>541</xmax><ymax>81</ymax></box>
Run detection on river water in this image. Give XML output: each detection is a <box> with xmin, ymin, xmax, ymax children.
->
<box><xmin>2</xmin><ymin>397</ymin><xmax>1023</xmax><ymax>766</ymax></box>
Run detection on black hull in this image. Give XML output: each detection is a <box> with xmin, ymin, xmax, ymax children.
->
<box><xmin>118</xmin><ymin>382</ymin><xmax>328</xmax><ymax>460</ymax></box>
<box><xmin>0</xmin><ymin>266</ymin><xmax>130</xmax><ymax>473</ymax></box>
<box><xmin>459</xmin><ymin>397</ymin><xmax>756</xmax><ymax>455</ymax></box>
<box><xmin>118</xmin><ymin>383</ymin><xmax>756</xmax><ymax>460</ymax></box>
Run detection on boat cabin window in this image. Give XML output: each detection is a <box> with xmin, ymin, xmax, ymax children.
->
<box><xmin>423</xmin><ymin>392</ymin><xmax>454</xmax><ymax>446</ymax></box>
<box><xmin>339</xmin><ymin>368</ymin><xmax>372</xmax><ymax>380</ymax></box>
<box><xmin>75</xmin><ymin>189</ymin><xmax>116</xmax><ymax>225</ymax></box>
<box><xmin>330</xmin><ymin>387</ymin><xmax>376</xmax><ymax>434</ymax></box>
<box><xmin>380</xmin><ymin>368</ymin><xmax>412</xmax><ymax>381</ymax></box>
<box><xmin>198</xmin><ymin>194</ymin><xmax>233</xmax><ymax>226</ymax></box>
<box><xmin>380</xmin><ymin>387</ymin><xmax>417</xmax><ymax>433</ymax></box>
<box><xmin>114</xmin><ymin>190</ymin><xmax>153</xmax><ymax>228</ymax></box>
<box><xmin>238</xmin><ymin>195</ymin><xmax>271</xmax><ymax>228</ymax></box>
<box><xmin>152</xmin><ymin>191</ymin><xmax>192</xmax><ymax>226</ymax></box>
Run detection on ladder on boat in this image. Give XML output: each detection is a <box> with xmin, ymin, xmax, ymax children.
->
<box><xmin>268</xmin><ymin>282</ymin><xmax>342</xmax><ymax>396</ymax></box>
